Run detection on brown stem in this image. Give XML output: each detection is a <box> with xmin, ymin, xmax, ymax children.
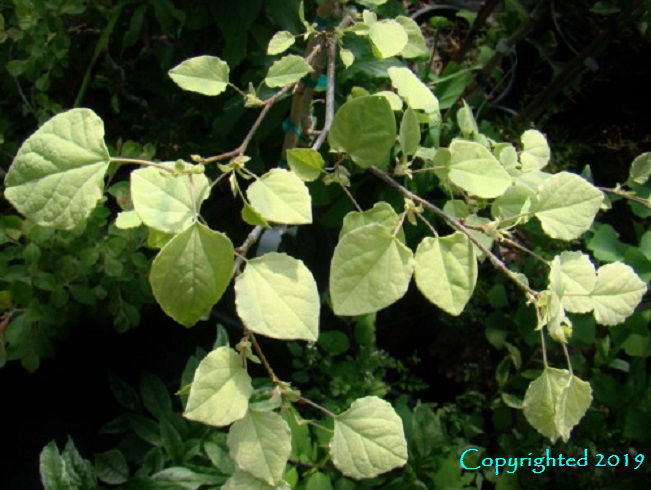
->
<box><xmin>247</xmin><ymin>330</ymin><xmax>280</xmax><ymax>384</ymax></box>
<box><xmin>298</xmin><ymin>395</ymin><xmax>336</xmax><ymax>418</ymax></box>
<box><xmin>598</xmin><ymin>186</ymin><xmax>651</xmax><ymax>210</ymax></box>
<box><xmin>369</xmin><ymin>166</ymin><xmax>538</xmax><ymax>299</ymax></box>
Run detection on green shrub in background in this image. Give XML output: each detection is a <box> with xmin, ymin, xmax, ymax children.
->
<box><xmin>1</xmin><ymin>0</ymin><xmax>649</xmax><ymax>488</ymax></box>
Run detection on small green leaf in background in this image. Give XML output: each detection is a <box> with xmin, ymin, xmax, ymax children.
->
<box><xmin>130</xmin><ymin>162</ymin><xmax>210</xmax><ymax>234</ymax></box>
<box><xmin>534</xmin><ymin>171</ymin><xmax>604</xmax><ymax>240</ymax></box>
<box><xmin>95</xmin><ymin>449</ymin><xmax>129</xmax><ymax>485</ymax></box>
<box><xmin>168</xmin><ymin>55</ymin><xmax>230</xmax><ymax>96</ymax></box>
<box><xmin>523</xmin><ymin>368</ymin><xmax>592</xmax><ymax>443</ymax></box>
<box><xmin>369</xmin><ymin>20</ymin><xmax>408</xmax><ymax>58</ymax></box>
<box><xmin>395</xmin><ymin>16</ymin><xmax>428</xmax><ymax>58</ymax></box>
<box><xmin>246</xmin><ymin>169</ymin><xmax>312</xmax><ymax>224</ymax></box>
<box><xmin>447</xmin><ymin>139</ymin><xmax>512</xmax><ymax>198</ymax></box>
<box><xmin>491</xmin><ymin>185</ymin><xmax>534</xmax><ymax>222</ymax></box>
<box><xmin>223</xmin><ymin>470</ymin><xmax>290</xmax><ymax>490</ymax></box>
<box><xmin>330</xmin><ymin>396</ymin><xmax>408</xmax><ymax>479</ymax></box>
<box><xmin>286</xmin><ymin>148</ymin><xmax>324</xmax><ymax>181</ymax></box>
<box><xmin>5</xmin><ymin>108</ymin><xmax>110</xmax><ymax>230</ymax></box>
<box><xmin>330</xmin><ymin>223</ymin><xmax>413</xmax><ymax>316</ymax></box>
<box><xmin>339</xmin><ymin>201</ymin><xmax>404</xmax><ymax>242</ymax></box>
<box><xmin>628</xmin><ymin>152</ymin><xmax>651</xmax><ymax>184</ymax></box>
<box><xmin>519</xmin><ymin>129</ymin><xmax>550</xmax><ymax>172</ymax></box>
<box><xmin>589</xmin><ymin>262</ymin><xmax>647</xmax><ymax>326</ymax></box>
<box><xmin>265</xmin><ymin>54</ymin><xmax>313</xmax><ymax>87</ymax></box>
<box><xmin>140</xmin><ymin>371</ymin><xmax>172</xmax><ymax>418</ymax></box>
<box><xmin>235</xmin><ymin>252</ymin><xmax>319</xmax><ymax>341</ymax></box>
<box><xmin>414</xmin><ymin>232</ymin><xmax>477</xmax><ymax>316</ymax></box>
<box><xmin>149</xmin><ymin>222</ymin><xmax>234</xmax><ymax>327</ymax></box>
<box><xmin>227</xmin><ymin>410</ymin><xmax>291</xmax><ymax>485</ymax></box>
<box><xmin>184</xmin><ymin>347</ymin><xmax>253</xmax><ymax>427</ymax></box>
<box><xmin>318</xmin><ymin>331</ymin><xmax>350</xmax><ymax>356</ymax></box>
<box><xmin>387</xmin><ymin>66</ymin><xmax>439</xmax><ymax>113</ymax></box>
<box><xmin>328</xmin><ymin>95</ymin><xmax>396</xmax><ymax>168</ymax></box>
<box><xmin>267</xmin><ymin>30</ymin><xmax>295</xmax><ymax>55</ymax></box>
<box><xmin>305</xmin><ymin>471</ymin><xmax>333</xmax><ymax>490</ymax></box>
<box><xmin>399</xmin><ymin>107</ymin><xmax>420</xmax><ymax>156</ymax></box>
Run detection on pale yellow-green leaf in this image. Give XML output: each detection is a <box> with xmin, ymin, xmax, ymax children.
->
<box><xmin>339</xmin><ymin>48</ymin><xmax>355</xmax><ymax>68</ymax></box>
<box><xmin>396</xmin><ymin>16</ymin><xmax>428</xmax><ymax>58</ymax></box>
<box><xmin>520</xmin><ymin>129</ymin><xmax>550</xmax><ymax>172</ymax></box>
<box><xmin>265</xmin><ymin>54</ymin><xmax>313</xmax><ymax>88</ymax></box>
<box><xmin>4</xmin><ymin>108</ymin><xmax>109</xmax><ymax>230</ymax></box>
<box><xmin>286</xmin><ymin>148</ymin><xmax>324</xmax><ymax>182</ymax></box>
<box><xmin>235</xmin><ymin>252</ymin><xmax>319</xmax><ymax>341</ymax></box>
<box><xmin>149</xmin><ymin>223</ymin><xmax>234</xmax><ymax>327</ymax></box>
<box><xmin>131</xmin><ymin>162</ymin><xmax>210</xmax><ymax>234</ymax></box>
<box><xmin>115</xmin><ymin>210</ymin><xmax>142</xmax><ymax>229</ymax></box>
<box><xmin>369</xmin><ymin>20</ymin><xmax>408</xmax><ymax>59</ymax></box>
<box><xmin>168</xmin><ymin>55</ymin><xmax>229</xmax><ymax>96</ymax></box>
<box><xmin>447</xmin><ymin>139</ymin><xmax>512</xmax><ymax>198</ymax></box>
<box><xmin>267</xmin><ymin>31</ymin><xmax>295</xmax><ymax>55</ymax></box>
<box><xmin>184</xmin><ymin>347</ymin><xmax>252</xmax><ymax>427</ymax></box>
<box><xmin>494</xmin><ymin>143</ymin><xmax>518</xmax><ymax>170</ymax></box>
<box><xmin>328</xmin><ymin>95</ymin><xmax>396</xmax><ymax>168</ymax></box>
<box><xmin>387</xmin><ymin>66</ymin><xmax>439</xmax><ymax>113</ymax></box>
<box><xmin>490</xmin><ymin>185</ymin><xmax>534</xmax><ymax>223</ymax></box>
<box><xmin>241</xmin><ymin>202</ymin><xmax>270</xmax><ymax>228</ymax></box>
<box><xmin>339</xmin><ymin>201</ymin><xmax>405</xmax><ymax>242</ymax></box>
<box><xmin>246</xmin><ymin>169</ymin><xmax>312</xmax><ymax>224</ymax></box>
<box><xmin>456</xmin><ymin>100</ymin><xmax>478</xmax><ymax>137</ymax></box>
<box><xmin>228</xmin><ymin>410</ymin><xmax>291</xmax><ymax>486</ymax></box>
<box><xmin>549</xmin><ymin>252</ymin><xmax>596</xmax><ymax>314</ymax></box>
<box><xmin>534</xmin><ymin>172</ymin><xmax>603</xmax><ymax>240</ymax></box>
<box><xmin>523</xmin><ymin>368</ymin><xmax>592</xmax><ymax>443</ymax></box>
<box><xmin>330</xmin><ymin>224</ymin><xmax>413</xmax><ymax>316</ymax></box>
<box><xmin>374</xmin><ymin>90</ymin><xmax>403</xmax><ymax>111</ymax></box>
<box><xmin>414</xmin><ymin>233</ymin><xmax>477</xmax><ymax>316</ymax></box>
<box><xmin>590</xmin><ymin>262</ymin><xmax>647</xmax><ymax>326</ymax></box>
<box><xmin>629</xmin><ymin>152</ymin><xmax>651</xmax><ymax>184</ymax></box>
<box><xmin>330</xmin><ymin>396</ymin><xmax>407</xmax><ymax>479</ymax></box>
<box><xmin>399</xmin><ymin>107</ymin><xmax>420</xmax><ymax>156</ymax></box>
<box><xmin>223</xmin><ymin>471</ymin><xmax>290</xmax><ymax>490</ymax></box>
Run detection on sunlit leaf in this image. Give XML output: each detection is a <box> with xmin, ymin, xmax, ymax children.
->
<box><xmin>228</xmin><ymin>410</ymin><xmax>291</xmax><ymax>485</ymax></box>
<box><xmin>330</xmin><ymin>224</ymin><xmax>413</xmax><ymax>316</ymax></box>
<box><xmin>388</xmin><ymin>66</ymin><xmax>439</xmax><ymax>113</ymax></box>
<box><xmin>399</xmin><ymin>107</ymin><xmax>420</xmax><ymax>156</ymax></box>
<box><xmin>534</xmin><ymin>172</ymin><xmax>603</xmax><ymax>240</ymax></box>
<box><xmin>267</xmin><ymin>31</ymin><xmax>295</xmax><ymax>55</ymax></box>
<box><xmin>328</xmin><ymin>95</ymin><xmax>396</xmax><ymax>168</ymax></box>
<box><xmin>549</xmin><ymin>252</ymin><xmax>596</xmax><ymax>314</ymax></box>
<box><xmin>330</xmin><ymin>396</ymin><xmax>407</xmax><ymax>479</ymax></box>
<box><xmin>149</xmin><ymin>223</ymin><xmax>234</xmax><ymax>327</ymax></box>
<box><xmin>223</xmin><ymin>470</ymin><xmax>290</xmax><ymax>490</ymax></box>
<box><xmin>247</xmin><ymin>169</ymin><xmax>312</xmax><ymax>224</ymax></box>
<box><xmin>5</xmin><ymin>108</ymin><xmax>109</xmax><ymax>229</ymax></box>
<box><xmin>168</xmin><ymin>55</ymin><xmax>229</xmax><ymax>96</ymax></box>
<box><xmin>369</xmin><ymin>20</ymin><xmax>408</xmax><ymax>59</ymax></box>
<box><xmin>590</xmin><ymin>262</ymin><xmax>647</xmax><ymax>326</ymax></box>
<box><xmin>414</xmin><ymin>233</ymin><xmax>477</xmax><ymax>316</ymax></box>
<box><xmin>396</xmin><ymin>16</ymin><xmax>428</xmax><ymax>58</ymax></box>
<box><xmin>131</xmin><ymin>162</ymin><xmax>210</xmax><ymax>234</ymax></box>
<box><xmin>184</xmin><ymin>347</ymin><xmax>252</xmax><ymax>427</ymax></box>
<box><xmin>286</xmin><ymin>148</ymin><xmax>324</xmax><ymax>182</ymax></box>
<box><xmin>447</xmin><ymin>139</ymin><xmax>511</xmax><ymax>198</ymax></box>
<box><xmin>235</xmin><ymin>252</ymin><xmax>319</xmax><ymax>341</ymax></box>
<box><xmin>265</xmin><ymin>54</ymin><xmax>313</xmax><ymax>87</ymax></box>
<box><xmin>519</xmin><ymin>129</ymin><xmax>550</xmax><ymax>172</ymax></box>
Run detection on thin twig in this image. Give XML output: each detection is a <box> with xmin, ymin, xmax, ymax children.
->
<box><xmin>499</xmin><ymin>236</ymin><xmax>548</xmax><ymax>264</ymax></box>
<box><xmin>298</xmin><ymin>396</ymin><xmax>336</xmax><ymax>418</ymax></box>
<box><xmin>203</xmin><ymin>44</ymin><xmax>323</xmax><ymax>164</ymax></box>
<box><xmin>598</xmin><ymin>186</ymin><xmax>651</xmax><ymax>210</ymax></box>
<box><xmin>339</xmin><ymin>183</ymin><xmax>362</xmax><ymax>211</ymax></box>
<box><xmin>247</xmin><ymin>330</ymin><xmax>280</xmax><ymax>384</ymax></box>
<box><xmin>561</xmin><ymin>342</ymin><xmax>573</xmax><ymax>375</ymax></box>
<box><xmin>312</xmin><ymin>37</ymin><xmax>337</xmax><ymax>151</ymax></box>
<box><xmin>539</xmin><ymin>329</ymin><xmax>548</xmax><ymax>368</ymax></box>
<box><xmin>110</xmin><ymin>157</ymin><xmax>176</xmax><ymax>173</ymax></box>
<box><xmin>369</xmin><ymin>166</ymin><xmax>538</xmax><ymax>299</ymax></box>
<box><xmin>232</xmin><ymin>225</ymin><xmax>264</xmax><ymax>277</ymax></box>
<box><xmin>417</xmin><ymin>212</ymin><xmax>438</xmax><ymax>237</ymax></box>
